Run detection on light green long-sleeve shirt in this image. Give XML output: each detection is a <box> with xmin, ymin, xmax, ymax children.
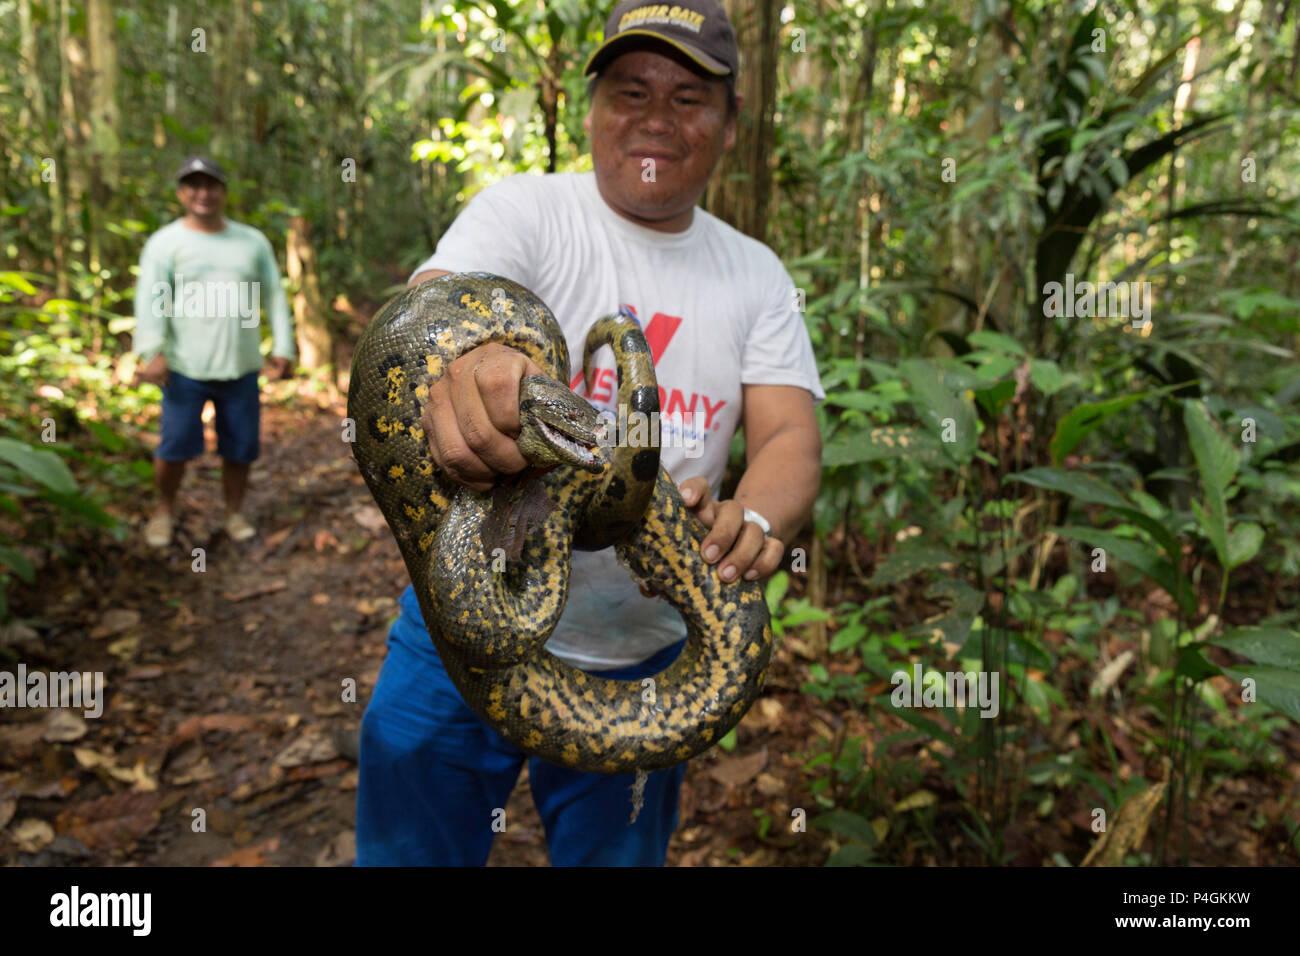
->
<box><xmin>132</xmin><ymin>218</ymin><xmax>295</xmax><ymax>380</ymax></box>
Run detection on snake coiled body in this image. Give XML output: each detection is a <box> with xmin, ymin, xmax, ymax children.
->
<box><xmin>348</xmin><ymin>273</ymin><xmax>772</xmax><ymax>774</ymax></box>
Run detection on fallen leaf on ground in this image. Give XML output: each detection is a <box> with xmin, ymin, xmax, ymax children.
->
<box><xmin>1092</xmin><ymin>650</ymin><xmax>1135</xmax><ymax>697</ymax></box>
<box><xmin>1082</xmin><ymin>779</ymin><xmax>1167</xmax><ymax>867</ymax></box>
<box><xmin>125</xmin><ymin>665</ymin><xmax>165</xmax><ymax>680</ymax></box>
<box><xmin>894</xmin><ymin>789</ymin><xmax>938</xmax><ymax>812</ymax></box>
<box><xmin>707</xmin><ymin>747</ymin><xmax>768</xmax><ymax>789</ymax></box>
<box><xmin>315</xmin><ymin>830</ymin><xmax>355</xmax><ymax>867</ymax></box>
<box><xmin>168</xmin><ymin>713</ymin><xmax>258</xmax><ymax>745</ymax></box>
<box><xmin>74</xmin><ymin>749</ymin><xmax>159</xmax><ymax>791</ymax></box>
<box><xmin>286</xmin><ymin>758</ymin><xmax>350</xmax><ymax>782</ymax></box>
<box><xmin>351</xmin><ymin>505</ymin><xmax>386</xmax><ymax>533</ymax></box>
<box><xmin>0</xmin><ymin>722</ymin><xmax>47</xmax><ymax>755</ymax></box>
<box><xmin>12</xmin><ymin>818</ymin><xmax>55</xmax><ymax>853</ymax></box>
<box><xmin>91</xmin><ymin>609</ymin><xmax>140</xmax><ymax>639</ymax></box>
<box><xmin>274</xmin><ymin>729</ymin><xmax>339</xmax><ymax>768</ymax></box>
<box><xmin>171</xmin><ymin>605</ymin><xmax>201</xmax><ymax>630</ymax></box>
<box><xmin>55</xmin><ymin>791</ymin><xmax>162</xmax><ymax>850</ymax></box>
<box><xmin>0</xmin><ymin>621</ymin><xmax>40</xmax><ymax>645</ymax></box>
<box><xmin>211</xmin><ymin>837</ymin><xmax>280</xmax><ymax>867</ymax></box>
<box><xmin>107</xmin><ymin>635</ymin><xmax>140</xmax><ymax>660</ymax></box>
<box><xmin>0</xmin><ymin>798</ymin><xmax>15</xmax><ymax>828</ymax></box>
<box><xmin>43</xmin><ymin>710</ymin><xmax>88</xmax><ymax>743</ymax></box>
<box><xmin>223</xmin><ymin>580</ymin><xmax>288</xmax><ymax>603</ymax></box>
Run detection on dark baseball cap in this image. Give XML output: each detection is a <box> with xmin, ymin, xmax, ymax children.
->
<box><xmin>175</xmin><ymin>156</ymin><xmax>227</xmax><ymax>185</ymax></box>
<box><xmin>583</xmin><ymin>0</ymin><xmax>739</xmax><ymax>78</ymax></box>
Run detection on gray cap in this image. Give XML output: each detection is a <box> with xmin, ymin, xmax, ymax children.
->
<box><xmin>584</xmin><ymin>0</ymin><xmax>739</xmax><ymax>77</ymax></box>
<box><xmin>175</xmin><ymin>156</ymin><xmax>227</xmax><ymax>185</ymax></box>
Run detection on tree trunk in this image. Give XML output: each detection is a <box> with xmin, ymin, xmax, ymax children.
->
<box><xmin>288</xmin><ymin>216</ymin><xmax>333</xmax><ymax>375</ymax></box>
<box><xmin>86</xmin><ymin>0</ymin><xmax>120</xmax><ymax>317</ymax></box>
<box><xmin>703</xmin><ymin>0</ymin><xmax>780</xmax><ymax>242</ymax></box>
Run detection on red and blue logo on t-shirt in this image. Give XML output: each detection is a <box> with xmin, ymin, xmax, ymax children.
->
<box><xmin>570</xmin><ymin>304</ymin><xmax>727</xmax><ymax>432</ymax></box>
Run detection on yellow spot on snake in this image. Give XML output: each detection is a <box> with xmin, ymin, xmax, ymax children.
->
<box><xmin>460</xmin><ymin>292</ymin><xmax>492</xmax><ymax>318</ymax></box>
<box><xmin>428</xmin><ymin>488</ymin><xmax>449</xmax><ymax>508</ymax></box>
<box><xmin>404</xmin><ymin>504</ymin><xmax>425</xmax><ymax>521</ymax></box>
<box><xmin>385</xmin><ymin>366</ymin><xmax>405</xmax><ymax>403</ymax></box>
<box><xmin>425</xmin><ymin>355</ymin><xmax>442</xmax><ymax>378</ymax></box>
<box><xmin>388</xmin><ymin>465</ymin><xmax>405</xmax><ymax>481</ymax></box>
<box><xmin>418</xmin><ymin>530</ymin><xmax>435</xmax><ymax>551</ymax></box>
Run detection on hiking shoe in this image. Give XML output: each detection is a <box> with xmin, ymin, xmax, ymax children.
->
<box><xmin>224</xmin><ymin>512</ymin><xmax>256</xmax><ymax>542</ymax></box>
<box><xmin>144</xmin><ymin>512</ymin><xmax>173</xmax><ymax>548</ymax></box>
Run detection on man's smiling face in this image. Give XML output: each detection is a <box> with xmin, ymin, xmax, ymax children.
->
<box><xmin>585</xmin><ymin>43</ymin><xmax>737</xmax><ymax>233</ymax></box>
<box><xmin>176</xmin><ymin>173</ymin><xmax>227</xmax><ymax>220</ymax></box>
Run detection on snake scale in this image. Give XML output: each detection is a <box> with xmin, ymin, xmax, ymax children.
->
<box><xmin>348</xmin><ymin>272</ymin><xmax>772</xmax><ymax>774</ymax></box>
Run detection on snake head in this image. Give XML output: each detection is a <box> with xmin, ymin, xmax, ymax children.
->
<box><xmin>517</xmin><ymin>374</ymin><xmax>607</xmax><ymax>473</ymax></box>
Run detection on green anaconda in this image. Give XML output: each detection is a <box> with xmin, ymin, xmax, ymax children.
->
<box><xmin>348</xmin><ymin>272</ymin><xmax>772</xmax><ymax>774</ymax></box>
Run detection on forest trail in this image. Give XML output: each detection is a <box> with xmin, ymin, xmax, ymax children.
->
<box><xmin>1</xmin><ymin>384</ymin><xmax>827</xmax><ymax>866</ymax></box>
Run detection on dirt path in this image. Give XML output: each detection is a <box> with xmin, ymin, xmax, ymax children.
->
<box><xmin>0</xmin><ymin>388</ymin><xmax>826</xmax><ymax>866</ymax></box>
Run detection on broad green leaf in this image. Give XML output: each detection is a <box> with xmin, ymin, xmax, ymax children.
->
<box><xmin>919</xmin><ymin>579</ymin><xmax>985</xmax><ymax>653</ymax></box>
<box><xmin>1049</xmin><ymin>386</ymin><xmax>1179</xmax><ymax>465</ymax></box>
<box><xmin>822</xmin><ymin>425</ymin><xmax>944</xmax><ymax>467</ymax></box>
<box><xmin>765</xmin><ymin>571</ymin><xmax>789</xmax><ymax>613</ymax></box>
<box><xmin>1227</xmin><ymin>522</ymin><xmax>1264</xmax><ymax>570</ymax></box>
<box><xmin>1008</xmin><ymin>466</ymin><xmax>1131</xmax><ymax>510</ymax></box>
<box><xmin>1183</xmin><ymin>400</ymin><xmax>1239</xmax><ymax>569</ymax></box>
<box><xmin>0</xmin><ymin>271</ymin><xmax>37</xmax><ymax>295</ymax></box>
<box><xmin>968</xmin><ymin>352</ymin><xmax>1020</xmax><ymax>383</ymax></box>
<box><xmin>967</xmin><ymin>329</ymin><xmax>1026</xmax><ymax>356</ymax></box>
<box><xmin>900</xmin><ymin>358</ymin><xmax>978</xmax><ymax>465</ymax></box>
<box><xmin>888</xmin><ymin>704</ymin><xmax>957</xmax><ymax>746</ymax></box>
<box><xmin>41</xmin><ymin>490</ymin><xmax>117</xmax><ymax>529</ymax></box>
<box><xmin>1175</xmin><ymin>645</ymin><xmax>1221</xmax><ymax>682</ymax></box>
<box><xmin>868</xmin><ymin>545</ymin><xmax>959</xmax><ymax>586</ymax></box>
<box><xmin>1029</xmin><ymin>358</ymin><xmax>1068</xmax><ymax>396</ymax></box>
<box><xmin>1212</xmin><ymin>627</ymin><xmax>1300</xmax><ymax>670</ymax></box>
<box><xmin>826</xmin><ymin>843</ymin><xmax>876</xmax><ymax>866</ymax></box>
<box><xmin>0</xmin><ymin>438</ymin><xmax>77</xmax><ymax>494</ymax></box>
<box><xmin>1220</xmin><ymin>666</ymin><xmax>1300</xmax><ymax>723</ymax></box>
<box><xmin>816</xmin><ymin>810</ymin><xmax>879</xmax><ymax>846</ymax></box>
<box><xmin>0</xmin><ymin>545</ymin><xmax>35</xmax><ymax>583</ymax></box>
<box><xmin>1009</xmin><ymin>469</ymin><xmax>1184</xmax><ymax>565</ymax></box>
<box><xmin>829</xmin><ymin>621</ymin><xmax>868</xmax><ymax>653</ymax></box>
<box><xmin>1052</xmin><ymin>526</ymin><xmax>1197</xmax><ymax>618</ymax></box>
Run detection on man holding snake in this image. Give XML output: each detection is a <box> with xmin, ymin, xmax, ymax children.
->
<box><xmin>356</xmin><ymin>0</ymin><xmax>823</xmax><ymax>866</ymax></box>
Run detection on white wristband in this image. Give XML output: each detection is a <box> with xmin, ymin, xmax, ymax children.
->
<box><xmin>743</xmin><ymin>507</ymin><xmax>772</xmax><ymax>536</ymax></box>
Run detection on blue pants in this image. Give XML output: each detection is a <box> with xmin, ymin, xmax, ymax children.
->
<box><xmin>157</xmin><ymin>369</ymin><xmax>260</xmax><ymax>463</ymax></box>
<box><xmin>356</xmin><ymin>584</ymin><xmax>687</xmax><ymax>866</ymax></box>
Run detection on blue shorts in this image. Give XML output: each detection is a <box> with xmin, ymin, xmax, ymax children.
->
<box><xmin>157</xmin><ymin>370</ymin><xmax>260</xmax><ymax>464</ymax></box>
<box><xmin>356</xmin><ymin>584</ymin><xmax>688</xmax><ymax>866</ymax></box>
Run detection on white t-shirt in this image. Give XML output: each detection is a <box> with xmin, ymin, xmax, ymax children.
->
<box><xmin>412</xmin><ymin>171</ymin><xmax>824</xmax><ymax>669</ymax></box>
